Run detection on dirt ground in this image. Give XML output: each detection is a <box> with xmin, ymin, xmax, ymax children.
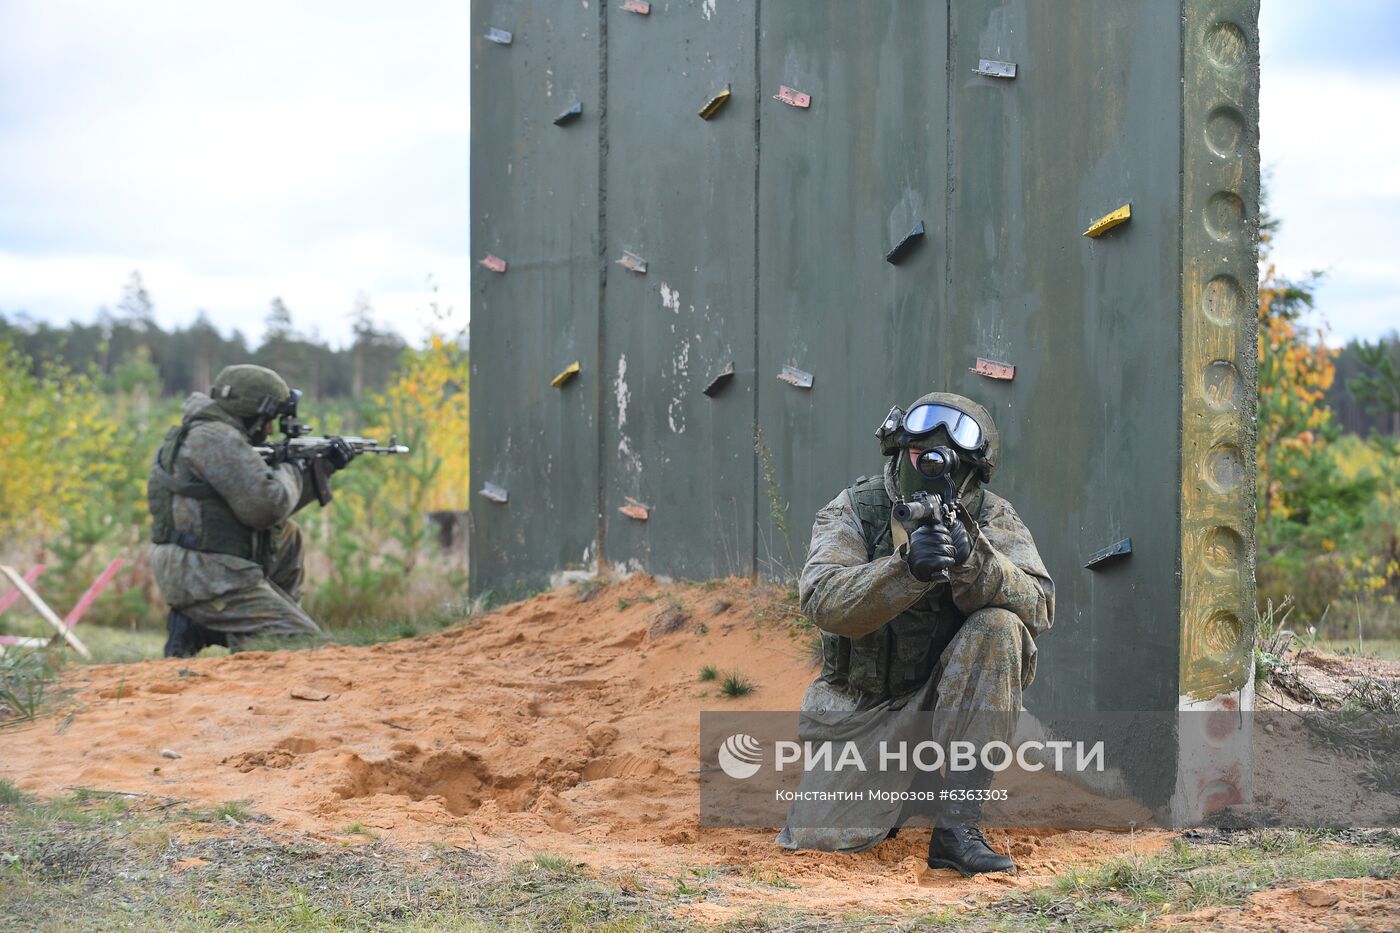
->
<box><xmin>2</xmin><ymin>576</ymin><xmax>1396</xmax><ymax>926</ymax></box>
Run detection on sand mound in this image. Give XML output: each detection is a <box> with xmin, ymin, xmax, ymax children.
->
<box><xmin>1</xmin><ymin>575</ymin><xmax>1163</xmax><ymax>914</ymax></box>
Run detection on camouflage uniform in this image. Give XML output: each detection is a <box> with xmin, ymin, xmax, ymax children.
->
<box><xmin>777</xmin><ymin>451</ymin><xmax>1054</xmax><ymax>853</ymax></box>
<box><xmin>149</xmin><ymin>391</ymin><xmax>322</xmax><ymax>648</ymax></box>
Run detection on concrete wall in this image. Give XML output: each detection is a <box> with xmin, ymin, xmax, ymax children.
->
<box><xmin>471</xmin><ymin>1</ymin><xmax>1259</xmax><ymax>725</ymax></box>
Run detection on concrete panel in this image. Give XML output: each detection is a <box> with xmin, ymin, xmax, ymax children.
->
<box><xmin>467</xmin><ymin>0</ymin><xmax>1260</xmax><ymax>735</ymax></box>
<box><xmin>600</xmin><ymin>0</ymin><xmax>756</xmax><ymax>579</ymax></box>
<box><xmin>945</xmin><ymin>1</ymin><xmax>1184</xmax><ymax>712</ymax></box>
<box><xmin>470</xmin><ymin>0</ymin><xmax>601</xmax><ymax>595</ymax></box>
<box><xmin>1179</xmin><ymin>0</ymin><xmax>1260</xmax><ymax>702</ymax></box>
<box><xmin>756</xmin><ymin>1</ymin><xmax>950</xmax><ymax>581</ymax></box>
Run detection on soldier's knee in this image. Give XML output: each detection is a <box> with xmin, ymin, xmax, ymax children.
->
<box><xmin>961</xmin><ymin>608</ymin><xmax>1022</xmax><ymax>649</ymax></box>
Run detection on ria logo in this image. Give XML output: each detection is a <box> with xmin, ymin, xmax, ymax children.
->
<box><xmin>717</xmin><ymin>733</ymin><xmax>763</xmax><ymax>779</ymax></box>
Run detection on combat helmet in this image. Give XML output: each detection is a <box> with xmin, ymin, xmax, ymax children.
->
<box><xmin>877</xmin><ymin>391</ymin><xmax>999</xmax><ymax>485</ymax></box>
<box><xmin>210</xmin><ymin>364</ymin><xmax>292</xmax><ymax>420</ymax></box>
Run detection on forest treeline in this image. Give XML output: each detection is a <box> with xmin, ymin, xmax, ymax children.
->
<box><xmin>0</xmin><ymin>272</ymin><xmax>408</xmax><ymax>399</ymax></box>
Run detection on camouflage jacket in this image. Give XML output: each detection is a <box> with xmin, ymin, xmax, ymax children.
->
<box><xmin>798</xmin><ymin>458</ymin><xmax>1055</xmax><ymax>687</ymax></box>
<box><xmin>150</xmin><ymin>393</ymin><xmax>312</xmax><ymax>608</ymax></box>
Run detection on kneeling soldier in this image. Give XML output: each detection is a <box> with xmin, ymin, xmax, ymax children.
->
<box><xmin>777</xmin><ymin>392</ymin><xmax>1054</xmax><ymax>876</ymax></box>
<box><xmin>148</xmin><ymin>364</ymin><xmax>355</xmax><ymax>657</ymax></box>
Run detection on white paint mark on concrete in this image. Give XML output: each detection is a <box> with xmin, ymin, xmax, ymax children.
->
<box><xmin>615</xmin><ymin>354</ymin><xmax>629</xmax><ymax>430</ymax></box>
<box><xmin>659</xmin><ymin>282</ymin><xmax>681</xmax><ymax>314</ymax></box>
<box><xmin>702</xmin><ymin>0</ymin><xmax>716</xmax><ymax>20</ymax></box>
<box><xmin>614</xmin><ymin>354</ymin><xmax>642</xmax><ymax>473</ymax></box>
<box><xmin>675</xmin><ymin>336</ymin><xmax>691</xmax><ymax>377</ymax></box>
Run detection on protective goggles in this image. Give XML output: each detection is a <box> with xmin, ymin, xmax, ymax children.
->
<box><xmin>256</xmin><ymin>388</ymin><xmax>302</xmax><ymax>418</ymax></box>
<box><xmin>877</xmin><ymin>402</ymin><xmax>985</xmax><ymax>455</ymax></box>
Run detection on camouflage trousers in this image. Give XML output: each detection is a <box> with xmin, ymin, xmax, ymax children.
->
<box><xmin>178</xmin><ymin>521</ymin><xmax>322</xmax><ymax>646</ymax></box>
<box><xmin>775</xmin><ymin>607</ymin><xmax>1028</xmax><ymax>853</ymax></box>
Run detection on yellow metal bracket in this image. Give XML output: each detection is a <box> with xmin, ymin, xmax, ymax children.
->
<box><xmin>550</xmin><ymin>362</ymin><xmax>581</xmax><ymax>387</ymax></box>
<box><xmin>698</xmin><ymin>85</ymin><xmax>731</xmax><ymax>120</ymax></box>
<box><xmin>1083</xmin><ymin>203</ymin><xmax>1132</xmax><ymax>238</ymax></box>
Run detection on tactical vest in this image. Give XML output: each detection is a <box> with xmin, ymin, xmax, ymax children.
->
<box><xmin>148</xmin><ymin>413</ymin><xmax>265</xmax><ymax>562</ymax></box>
<box><xmin>819</xmin><ymin>474</ymin><xmax>978</xmax><ymax>699</ymax></box>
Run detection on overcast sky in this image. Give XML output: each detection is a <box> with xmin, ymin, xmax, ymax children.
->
<box><xmin>0</xmin><ymin>1</ymin><xmax>469</xmax><ymax>347</ymax></box>
<box><xmin>0</xmin><ymin>2</ymin><xmax>1394</xmax><ymax>348</ymax></box>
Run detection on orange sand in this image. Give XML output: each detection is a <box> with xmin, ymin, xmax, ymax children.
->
<box><xmin>2</xmin><ymin>575</ymin><xmax>1168</xmax><ymax>915</ymax></box>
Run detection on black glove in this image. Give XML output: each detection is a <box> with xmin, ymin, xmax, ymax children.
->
<box><xmin>906</xmin><ymin>523</ymin><xmax>957</xmax><ymax>582</ymax></box>
<box><xmin>947</xmin><ymin>513</ymin><xmax>973</xmax><ymax>566</ymax></box>
<box><xmin>324</xmin><ymin>436</ymin><xmax>357</xmax><ymax>473</ymax></box>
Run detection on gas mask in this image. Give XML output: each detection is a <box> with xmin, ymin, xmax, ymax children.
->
<box><xmin>895</xmin><ymin>430</ymin><xmax>981</xmax><ymax>500</ymax></box>
<box><xmin>878</xmin><ymin>399</ymin><xmax>991</xmax><ymax>500</ymax></box>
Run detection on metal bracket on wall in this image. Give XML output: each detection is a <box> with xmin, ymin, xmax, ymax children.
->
<box><xmin>619</xmin><ymin>497</ymin><xmax>650</xmax><ymax>521</ymax></box>
<box><xmin>885</xmin><ymin>221</ymin><xmax>926</xmax><ymax>264</ymax></box>
<box><xmin>621</xmin><ymin>0</ymin><xmax>650</xmax><ymax>13</ymax></box>
<box><xmin>971</xmin><ymin>357</ymin><xmax>1015</xmax><ymax>381</ymax></box>
<box><xmin>1083</xmin><ymin>203</ymin><xmax>1132</xmax><ymax>238</ymax></box>
<box><xmin>485</xmin><ymin>27</ymin><xmax>513</xmax><ymax>45</ymax></box>
<box><xmin>615</xmin><ymin>250</ymin><xmax>648</xmax><ymax>274</ymax></box>
<box><xmin>1085</xmin><ymin>537</ymin><xmax>1132</xmax><ymax>569</ymax></box>
<box><xmin>479</xmin><ymin>482</ymin><xmax>509</xmax><ymax>504</ymax></box>
<box><xmin>773</xmin><ymin>85</ymin><xmax>812</xmax><ymax>108</ymax></box>
<box><xmin>550</xmin><ymin>362</ymin><xmax>581</xmax><ymax>387</ymax></box>
<box><xmin>554</xmin><ymin>102</ymin><xmax>583</xmax><ymax>126</ymax></box>
<box><xmin>699</xmin><ymin>85</ymin><xmax>731</xmax><ymax>120</ymax></box>
<box><xmin>777</xmin><ymin>364</ymin><xmax>814</xmax><ymax>389</ymax></box>
<box><xmin>973</xmin><ymin>59</ymin><xmax>1017</xmax><ymax>79</ymax></box>
<box><xmin>479</xmin><ymin>254</ymin><xmax>508</xmax><ymax>273</ymax></box>
<box><xmin>702</xmin><ymin>362</ymin><xmax>735</xmax><ymax>397</ymax></box>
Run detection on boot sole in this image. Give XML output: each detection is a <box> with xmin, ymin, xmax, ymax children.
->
<box><xmin>925</xmin><ymin>857</ymin><xmax>1016</xmax><ymax>877</ymax></box>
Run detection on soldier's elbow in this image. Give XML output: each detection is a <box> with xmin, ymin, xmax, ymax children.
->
<box><xmin>797</xmin><ymin>573</ymin><xmax>828</xmax><ymax>623</ymax></box>
<box><xmin>237</xmin><ymin>496</ymin><xmax>295</xmax><ymax>530</ymax></box>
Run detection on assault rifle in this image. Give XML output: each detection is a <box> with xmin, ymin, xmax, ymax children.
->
<box><xmin>251</xmin><ymin>387</ymin><xmax>409</xmax><ymax>505</ymax></box>
<box><xmin>255</xmin><ymin>435</ymin><xmax>410</xmax><ymax>506</ymax></box>
<box><xmin>890</xmin><ymin>446</ymin><xmax>970</xmax><ymax>584</ymax></box>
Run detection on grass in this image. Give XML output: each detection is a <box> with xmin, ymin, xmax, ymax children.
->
<box><xmin>1</xmin><ymin>789</ymin><xmax>1396</xmax><ymax>931</ymax></box>
<box><xmin>698</xmin><ymin>665</ymin><xmax>718</xmax><ymax>682</ymax></box>
<box><xmin>720</xmin><ymin>671</ymin><xmax>755</xmax><ymax>698</ymax></box>
<box><xmin>0</xmin><ymin>780</ymin><xmax>26</xmax><ymax>807</ymax></box>
<box><xmin>648</xmin><ymin>598</ymin><xmax>690</xmax><ymax>637</ymax></box>
<box><xmin>0</xmin><ymin>595</ymin><xmax>477</xmax><ymax>669</ymax></box>
<box><xmin>0</xmin><ymin>791</ymin><xmax>685</xmax><ymax>931</ymax></box>
<box><xmin>529</xmin><ymin>851</ymin><xmax>577</xmax><ymax>872</ymax></box>
<box><xmin>1301</xmin><ymin>676</ymin><xmax>1400</xmax><ymax>793</ymax></box>
<box><xmin>1316</xmin><ymin>637</ymin><xmax>1400</xmax><ymax>661</ymax></box>
<box><xmin>573</xmin><ymin>575</ymin><xmax>607</xmax><ymax>603</ymax></box>
<box><xmin>980</xmin><ymin>831</ymin><xmax>1400</xmax><ymax>931</ymax></box>
<box><xmin>183</xmin><ymin>800</ymin><xmax>253</xmax><ymax>823</ymax></box>
<box><xmin>0</xmin><ymin>650</ymin><xmax>55</xmax><ymax>726</ymax></box>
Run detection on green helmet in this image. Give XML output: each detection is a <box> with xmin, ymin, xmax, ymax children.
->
<box><xmin>210</xmin><ymin>364</ymin><xmax>291</xmax><ymax>420</ymax></box>
<box><xmin>878</xmin><ymin>391</ymin><xmax>1000</xmax><ymax>485</ymax></box>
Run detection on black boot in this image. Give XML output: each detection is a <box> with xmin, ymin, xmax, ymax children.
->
<box><xmin>926</xmin><ymin>766</ymin><xmax>1016</xmax><ymax>876</ymax></box>
<box><xmin>927</xmin><ymin>826</ymin><xmax>1016</xmax><ymax>876</ymax></box>
<box><xmin>163</xmin><ymin>609</ymin><xmax>219</xmax><ymax>658</ymax></box>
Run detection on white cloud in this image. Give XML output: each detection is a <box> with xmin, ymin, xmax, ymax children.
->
<box><xmin>0</xmin><ymin>0</ymin><xmax>469</xmax><ymax>347</ymax></box>
<box><xmin>1261</xmin><ymin>69</ymin><xmax>1400</xmax><ymax>344</ymax></box>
